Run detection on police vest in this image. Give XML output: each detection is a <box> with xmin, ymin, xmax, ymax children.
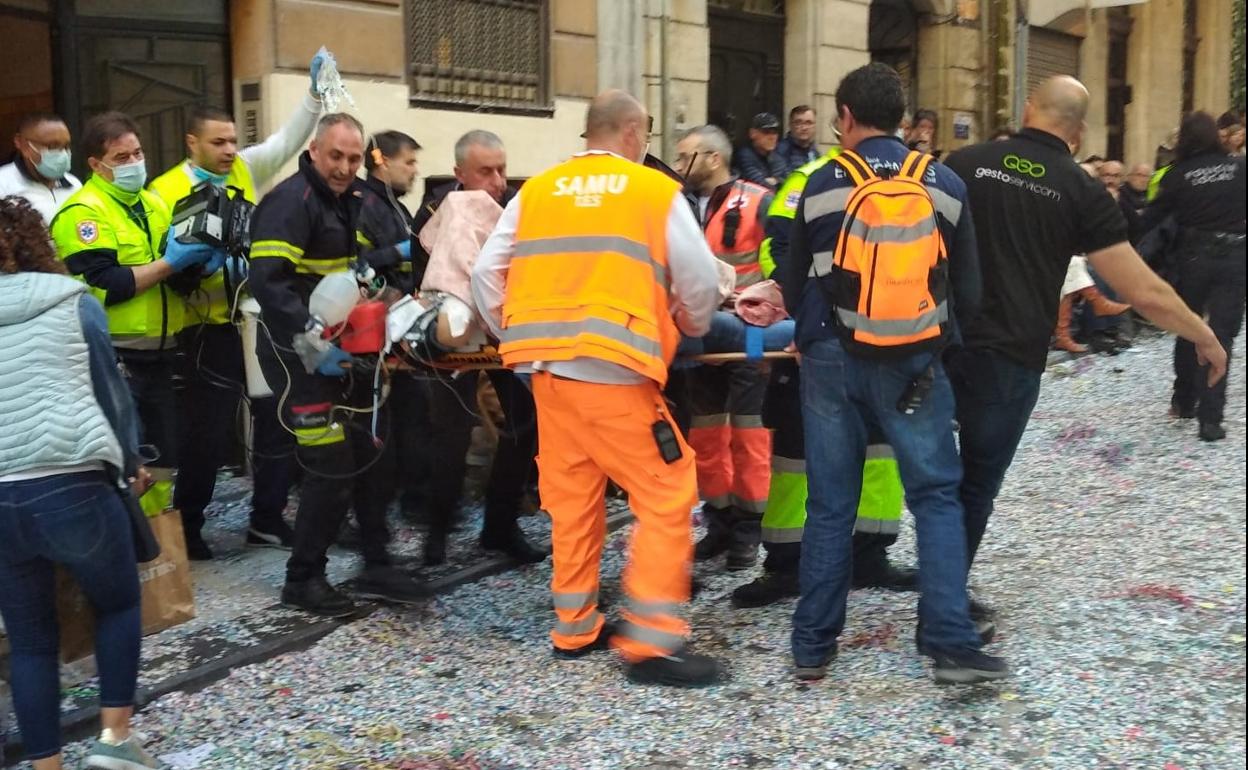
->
<box><xmin>51</xmin><ymin>175</ymin><xmax>180</xmax><ymax>350</ymax></box>
<box><xmin>499</xmin><ymin>153</ymin><xmax>680</xmax><ymax>386</ymax></box>
<box><xmin>149</xmin><ymin>157</ymin><xmax>257</xmax><ymax>325</ymax></box>
<box><xmin>704</xmin><ymin>180</ymin><xmax>769</xmax><ymax>288</ymax></box>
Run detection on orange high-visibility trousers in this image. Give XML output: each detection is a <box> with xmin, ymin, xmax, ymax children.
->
<box><xmin>688</xmin><ymin>363</ymin><xmax>771</xmax><ymax>513</ymax></box>
<box><xmin>532</xmin><ymin>372</ymin><xmax>697</xmax><ymax>662</ymax></box>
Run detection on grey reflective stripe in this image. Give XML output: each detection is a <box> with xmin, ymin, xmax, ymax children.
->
<box><xmin>730</xmin><ymin>414</ymin><xmax>764</xmax><ymax>429</ymax></box>
<box><xmin>811</xmin><ymin>250</ymin><xmax>836</xmax><ymax>275</ymax></box>
<box><xmin>502</xmin><ymin>318</ymin><xmax>662</xmax><ymax>358</ymax></box>
<box><xmin>619</xmin><ymin>621</ymin><xmax>684</xmax><ymax>652</ymax></box>
<box><xmin>735</xmin><ymin>271</ymin><xmax>764</xmax><ymax>289</ymax></box>
<box><xmin>927</xmin><ymin>186</ymin><xmax>963</xmax><ymax>226</ymax></box>
<box><xmin>552</xmin><ymin>590</ymin><xmax>598</xmax><ymax>610</ymax></box>
<box><xmin>762</xmin><ymin>526</ymin><xmax>804</xmax><ymax>544</ymax></box>
<box><xmin>803</xmin><ymin>187</ymin><xmax>852</xmax><ymax>221</ymax></box>
<box><xmin>626</xmin><ymin>598</ymin><xmax>683</xmax><ymax>618</ymax></box>
<box><xmin>865</xmin><ymin>444</ymin><xmax>896</xmax><ymax>460</ymax></box>
<box><xmin>834</xmin><ymin>301</ymin><xmax>948</xmax><ymax>336</ymax></box>
<box><xmin>845</xmin><ymin>215</ymin><xmax>938</xmax><ymax>245</ymax></box>
<box><xmin>853</xmin><ymin>516</ymin><xmax>901</xmax><ymax>535</ymax></box>
<box><xmin>554</xmin><ymin>611</ymin><xmax>602</xmax><ymax>636</ymax></box>
<box><xmin>113</xmin><ymin>335</ymin><xmax>173</xmax><ymax>351</ymax></box>
<box><xmin>690</xmin><ymin>414</ymin><xmax>729</xmax><ymax>429</ymax></box>
<box><xmin>704</xmin><ymin>493</ymin><xmax>732</xmax><ymax>508</ymax></box>
<box><xmin>717</xmin><ymin>249</ymin><xmax>759</xmax><ymax>266</ymax></box>
<box><xmin>515</xmin><ymin>235</ymin><xmax>668</xmax><ymax>288</ymax></box>
<box><xmin>731</xmin><ymin>494</ymin><xmax>768</xmax><ymax>513</ymax></box>
<box><xmin>772</xmin><ymin>456</ymin><xmax>806</xmax><ymax>474</ymax></box>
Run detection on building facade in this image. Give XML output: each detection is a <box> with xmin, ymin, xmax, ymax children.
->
<box><xmin>0</xmin><ymin>0</ymin><xmax>1238</xmax><ymax>204</ymax></box>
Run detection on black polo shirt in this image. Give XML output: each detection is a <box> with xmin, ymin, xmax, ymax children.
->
<box><xmin>944</xmin><ymin>128</ymin><xmax>1128</xmax><ymax>371</ymax></box>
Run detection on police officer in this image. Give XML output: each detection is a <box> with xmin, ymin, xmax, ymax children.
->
<box><xmin>51</xmin><ymin>111</ymin><xmax>220</xmax><ymax>517</ymax></box>
<box><xmin>249</xmin><ymin>113</ymin><xmax>425</xmax><ymax>616</ymax></box>
<box><xmin>1142</xmin><ymin>111</ymin><xmax>1246</xmax><ymax>442</ymax></box>
<box><xmin>149</xmin><ymin>56</ymin><xmax>324</xmax><ymax>559</ymax></box>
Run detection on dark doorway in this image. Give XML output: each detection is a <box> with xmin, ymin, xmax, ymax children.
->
<box><xmin>707</xmin><ymin>1</ymin><xmax>785</xmax><ymax>147</ymax></box>
<box><xmin>0</xmin><ymin>1</ymin><xmax>230</xmax><ymax>178</ymax></box>
<box><xmin>870</xmin><ymin>0</ymin><xmax>919</xmax><ymax>112</ymax></box>
<box><xmin>1106</xmin><ymin>8</ymin><xmax>1133</xmax><ymax>161</ymax></box>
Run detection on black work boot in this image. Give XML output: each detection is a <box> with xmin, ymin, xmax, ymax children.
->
<box><xmin>553</xmin><ymin>621</ymin><xmax>617</xmax><ymax>660</ymax></box>
<box><xmin>423</xmin><ymin>528</ymin><xmax>448</xmax><ymax>566</ymax></box>
<box><xmin>1199</xmin><ymin>422</ymin><xmax>1226</xmax><ymax>442</ymax></box>
<box><xmin>725</xmin><ymin>508</ymin><xmax>761</xmax><ymax>571</ymax></box>
<box><xmin>625</xmin><ymin>646</ymin><xmax>722</xmax><ymax>688</ymax></box>
<box><xmin>852</xmin><ymin>561</ymin><xmax>919</xmax><ymax>592</ymax></box>
<box><xmin>731</xmin><ymin>570</ymin><xmax>800</xmax><ymax>608</ymax></box>
<box><xmin>281</xmin><ymin>576</ymin><xmax>356</xmax><ymax>618</ymax></box>
<box><xmin>481</xmin><ymin>524</ymin><xmax>549</xmax><ymax>564</ymax></box>
<box><xmin>694</xmin><ymin>505</ymin><xmax>732</xmax><ymax>561</ymax></box>
<box><xmin>353</xmin><ymin>564</ymin><xmax>428</xmax><ymax>605</ymax></box>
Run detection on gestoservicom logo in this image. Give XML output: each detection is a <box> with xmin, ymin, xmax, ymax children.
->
<box><xmin>1003</xmin><ymin>153</ymin><xmax>1046</xmax><ymax>178</ymax></box>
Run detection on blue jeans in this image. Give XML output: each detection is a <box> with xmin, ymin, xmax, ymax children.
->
<box><xmin>0</xmin><ymin>471</ymin><xmax>142</xmax><ymax>760</ymax></box>
<box><xmin>792</xmin><ymin>338</ymin><xmax>980</xmax><ymax>665</ymax></box>
<box><xmin>945</xmin><ymin>348</ymin><xmax>1042</xmax><ymax>567</ymax></box>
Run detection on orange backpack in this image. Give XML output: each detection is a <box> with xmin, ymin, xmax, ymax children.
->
<box><xmin>823</xmin><ymin>149</ymin><xmax>950</xmax><ymax>357</ymax></box>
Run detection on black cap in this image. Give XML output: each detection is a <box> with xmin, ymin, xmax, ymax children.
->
<box><xmin>751</xmin><ymin>112</ymin><xmax>781</xmax><ymax>131</ymax></box>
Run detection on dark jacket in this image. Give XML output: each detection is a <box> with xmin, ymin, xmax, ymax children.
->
<box><xmin>357</xmin><ymin>174</ymin><xmax>417</xmax><ymax>293</ymax></box>
<box><xmin>774</xmin><ymin>133</ymin><xmax>819</xmax><ymax>178</ymax></box>
<box><xmin>733</xmin><ymin>143</ymin><xmax>787</xmax><ymax>190</ymax></box>
<box><xmin>248</xmin><ymin>151</ymin><xmax>365</xmax><ymax>342</ymax></box>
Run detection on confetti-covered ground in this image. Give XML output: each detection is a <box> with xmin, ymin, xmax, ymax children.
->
<box><xmin>35</xmin><ymin>328</ymin><xmax>1248</xmax><ymax>768</ymax></box>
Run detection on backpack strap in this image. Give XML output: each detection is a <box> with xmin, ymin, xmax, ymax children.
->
<box><xmin>832</xmin><ymin>149</ymin><xmax>876</xmax><ymax>187</ymax></box>
<box><xmin>899</xmin><ymin>150</ymin><xmax>934</xmax><ymax>183</ymax></box>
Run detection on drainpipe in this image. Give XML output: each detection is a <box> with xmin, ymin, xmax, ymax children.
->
<box><xmin>1014</xmin><ymin>0</ymin><xmax>1029</xmax><ymax>125</ymax></box>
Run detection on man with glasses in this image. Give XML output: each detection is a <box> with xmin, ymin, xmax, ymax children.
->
<box><xmin>775</xmin><ymin>106</ymin><xmax>819</xmax><ymax>179</ymax></box>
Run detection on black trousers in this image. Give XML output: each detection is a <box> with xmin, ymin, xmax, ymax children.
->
<box><xmin>257</xmin><ymin>332</ymin><xmax>393</xmax><ymax>582</ymax></box>
<box><xmin>416</xmin><ymin>368</ymin><xmax>537</xmax><ymax>537</ymax></box>
<box><xmin>118</xmin><ymin>353</ymin><xmax>179</xmax><ymax>502</ymax></box>
<box><xmin>387</xmin><ymin>371</ymin><xmax>432</xmax><ymax>511</ymax></box>
<box><xmin>1172</xmin><ymin>234</ymin><xmax>1246</xmax><ymax>424</ymax></box>
<box><xmin>174</xmin><ymin>323</ymin><xmax>295</xmax><ymax>535</ymax></box>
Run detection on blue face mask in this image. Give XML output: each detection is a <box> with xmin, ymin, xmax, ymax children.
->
<box><xmin>103</xmin><ymin>159</ymin><xmax>147</xmax><ymax>193</ymax></box>
<box><xmin>191</xmin><ymin>164</ymin><xmax>229</xmax><ymax>186</ymax></box>
<box><xmin>32</xmin><ymin>145</ymin><xmax>72</xmax><ymax>180</ymax></box>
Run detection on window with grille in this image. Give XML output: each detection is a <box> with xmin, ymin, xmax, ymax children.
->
<box><xmin>406</xmin><ymin>0</ymin><xmax>551</xmax><ymax>112</ymax></box>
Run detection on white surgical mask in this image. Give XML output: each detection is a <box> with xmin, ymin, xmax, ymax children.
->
<box><xmin>32</xmin><ymin>144</ymin><xmax>72</xmax><ymax>179</ymax></box>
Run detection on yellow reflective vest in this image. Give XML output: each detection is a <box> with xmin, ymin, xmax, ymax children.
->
<box><xmin>149</xmin><ymin>157</ymin><xmax>257</xmax><ymax>325</ymax></box>
<box><xmin>51</xmin><ymin>174</ymin><xmax>180</xmax><ymax>350</ymax></box>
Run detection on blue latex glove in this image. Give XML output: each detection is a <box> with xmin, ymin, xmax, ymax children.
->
<box><xmin>310</xmin><ymin>50</ymin><xmax>327</xmax><ymax>92</ymax></box>
<box><xmin>395</xmin><ymin>240</ymin><xmax>412</xmax><ymax>260</ymax></box>
<box><xmin>315</xmin><ymin>346</ymin><xmax>353</xmax><ymax>377</ymax></box>
<box><xmin>201</xmin><ymin>249</ymin><xmax>228</xmax><ymax>277</ymax></box>
<box><xmin>225</xmin><ymin>255</ymin><xmax>248</xmax><ymax>285</ymax></box>
<box><xmin>164</xmin><ymin>228</ymin><xmax>215</xmax><ymax>271</ymax></box>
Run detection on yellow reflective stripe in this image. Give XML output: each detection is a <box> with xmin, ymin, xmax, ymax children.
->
<box><xmin>295</xmin><ymin>258</ymin><xmax>352</xmax><ymax>276</ymax></box>
<box><xmin>356</xmin><ymin>232</ymin><xmax>374</xmax><ymax>249</ymax></box>
<box><xmin>251</xmin><ymin>240</ymin><xmax>305</xmax><ymax>260</ymax></box>
<box><xmin>139</xmin><ymin>479</ymin><xmax>173</xmax><ymax>518</ymax></box>
<box><xmin>295</xmin><ymin>423</ymin><xmax>345</xmax><ymax>447</ymax></box>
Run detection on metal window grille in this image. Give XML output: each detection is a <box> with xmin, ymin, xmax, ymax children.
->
<box><xmin>707</xmin><ymin>0</ymin><xmax>784</xmax><ymax>16</ymax></box>
<box><xmin>406</xmin><ymin>0</ymin><xmax>551</xmax><ymax>112</ymax></box>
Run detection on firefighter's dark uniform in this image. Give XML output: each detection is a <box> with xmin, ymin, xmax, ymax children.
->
<box><xmin>248</xmin><ymin>152</ymin><xmax>393</xmax><ymax>584</ymax></box>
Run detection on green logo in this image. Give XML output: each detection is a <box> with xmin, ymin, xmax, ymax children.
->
<box><xmin>1003</xmin><ymin>153</ymin><xmax>1046</xmax><ymax>178</ymax></box>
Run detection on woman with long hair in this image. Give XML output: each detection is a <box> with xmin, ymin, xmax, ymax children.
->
<box><xmin>0</xmin><ymin>196</ymin><xmax>155</xmax><ymax>769</ymax></box>
<box><xmin>1143</xmin><ymin>111</ymin><xmax>1247</xmax><ymax>441</ymax></box>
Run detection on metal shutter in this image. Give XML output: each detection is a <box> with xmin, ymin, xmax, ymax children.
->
<box><xmin>1027</xmin><ymin>27</ymin><xmax>1081</xmax><ymax>93</ymax></box>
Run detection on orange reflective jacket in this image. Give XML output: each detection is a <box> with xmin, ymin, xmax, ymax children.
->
<box><xmin>500</xmin><ymin>153</ymin><xmax>681</xmax><ymax>385</ymax></box>
<box><xmin>704</xmin><ymin>180</ymin><xmax>768</xmax><ymax>288</ymax></box>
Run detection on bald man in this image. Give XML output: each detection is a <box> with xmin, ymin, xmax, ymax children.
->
<box><xmin>1122</xmin><ymin>162</ymin><xmax>1152</xmax><ymax>212</ymax></box>
<box><xmin>473</xmin><ymin>89</ymin><xmax>723</xmax><ymax>687</ymax></box>
<box><xmin>942</xmin><ymin>76</ymin><xmax>1225</xmax><ymax>616</ymax></box>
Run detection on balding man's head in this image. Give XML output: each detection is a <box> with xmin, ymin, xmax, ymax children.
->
<box><xmin>584</xmin><ymin>89</ymin><xmax>651</xmax><ymax>163</ymax></box>
<box><xmin>1024</xmin><ymin>76</ymin><xmax>1090</xmax><ymax>148</ymax></box>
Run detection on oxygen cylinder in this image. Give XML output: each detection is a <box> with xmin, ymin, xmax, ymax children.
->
<box><xmin>309</xmin><ymin>271</ymin><xmax>361</xmax><ymax>327</ymax></box>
